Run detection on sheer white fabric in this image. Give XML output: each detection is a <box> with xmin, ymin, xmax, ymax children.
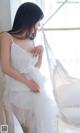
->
<box><xmin>42</xmin><ymin>30</ymin><xmax>80</xmax><ymax>132</ymax></box>
<box><xmin>1</xmin><ymin>41</ymin><xmax>58</xmax><ymax>133</ymax></box>
<box><xmin>53</xmin><ymin>60</ymin><xmax>80</xmax><ymax>125</ymax></box>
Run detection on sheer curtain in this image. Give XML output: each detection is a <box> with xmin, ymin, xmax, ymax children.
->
<box><xmin>43</xmin><ymin>0</ymin><xmax>80</xmax><ymax>79</ymax></box>
<box><xmin>42</xmin><ymin>1</ymin><xmax>80</xmax><ymax>133</ymax></box>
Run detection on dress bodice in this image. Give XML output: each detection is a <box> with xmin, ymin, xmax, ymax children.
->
<box><xmin>11</xmin><ymin>43</ymin><xmax>38</xmax><ymax>73</ymax></box>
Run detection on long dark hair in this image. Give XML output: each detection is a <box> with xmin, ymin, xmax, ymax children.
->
<box><xmin>8</xmin><ymin>2</ymin><xmax>44</xmax><ymax>40</ymax></box>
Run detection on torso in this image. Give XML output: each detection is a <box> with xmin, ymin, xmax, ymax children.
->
<box><xmin>11</xmin><ymin>36</ymin><xmax>35</xmax><ymax>53</ymax></box>
<box><xmin>0</xmin><ymin>32</ymin><xmax>36</xmax><ymax>73</ymax></box>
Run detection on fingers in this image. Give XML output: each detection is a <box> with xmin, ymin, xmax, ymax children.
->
<box><xmin>32</xmin><ymin>87</ymin><xmax>40</xmax><ymax>93</ymax></box>
<box><xmin>31</xmin><ymin>47</ymin><xmax>40</xmax><ymax>57</ymax></box>
<box><xmin>28</xmin><ymin>80</ymin><xmax>40</xmax><ymax>93</ymax></box>
<box><xmin>32</xmin><ymin>81</ymin><xmax>40</xmax><ymax>93</ymax></box>
<box><xmin>33</xmin><ymin>88</ymin><xmax>40</xmax><ymax>93</ymax></box>
<box><xmin>31</xmin><ymin>46</ymin><xmax>44</xmax><ymax>57</ymax></box>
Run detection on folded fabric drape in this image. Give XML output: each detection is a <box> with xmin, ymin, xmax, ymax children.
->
<box><xmin>42</xmin><ymin>30</ymin><xmax>80</xmax><ymax>128</ymax></box>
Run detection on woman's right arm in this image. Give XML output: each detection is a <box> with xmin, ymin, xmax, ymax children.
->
<box><xmin>0</xmin><ymin>33</ymin><xmax>40</xmax><ymax>92</ymax></box>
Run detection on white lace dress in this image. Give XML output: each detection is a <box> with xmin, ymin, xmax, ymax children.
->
<box><xmin>3</xmin><ymin>42</ymin><xmax>58</xmax><ymax>133</ymax></box>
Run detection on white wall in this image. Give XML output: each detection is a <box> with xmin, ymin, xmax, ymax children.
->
<box><xmin>10</xmin><ymin>0</ymin><xmax>21</xmax><ymax>25</ymax></box>
<box><xmin>0</xmin><ymin>0</ymin><xmax>11</xmax><ymax>32</ymax></box>
<box><xmin>0</xmin><ymin>0</ymin><xmax>20</xmax><ymax>32</ymax></box>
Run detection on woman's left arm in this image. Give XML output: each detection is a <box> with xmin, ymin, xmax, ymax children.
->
<box><xmin>31</xmin><ymin>45</ymin><xmax>44</xmax><ymax>68</ymax></box>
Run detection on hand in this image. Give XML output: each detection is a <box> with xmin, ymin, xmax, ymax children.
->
<box><xmin>26</xmin><ymin>80</ymin><xmax>40</xmax><ymax>93</ymax></box>
<box><xmin>31</xmin><ymin>45</ymin><xmax>44</xmax><ymax>57</ymax></box>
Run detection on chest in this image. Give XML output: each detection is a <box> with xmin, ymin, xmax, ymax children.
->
<box><xmin>12</xmin><ymin>39</ymin><xmax>34</xmax><ymax>53</ymax></box>
<box><xmin>11</xmin><ymin>43</ymin><xmax>38</xmax><ymax>68</ymax></box>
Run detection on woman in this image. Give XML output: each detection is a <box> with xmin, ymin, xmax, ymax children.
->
<box><xmin>0</xmin><ymin>2</ymin><xmax>58</xmax><ymax>133</ymax></box>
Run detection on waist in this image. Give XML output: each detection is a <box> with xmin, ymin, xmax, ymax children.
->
<box><xmin>20</xmin><ymin>66</ymin><xmax>40</xmax><ymax>74</ymax></box>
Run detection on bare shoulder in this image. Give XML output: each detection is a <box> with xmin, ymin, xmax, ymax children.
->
<box><xmin>0</xmin><ymin>32</ymin><xmax>12</xmax><ymax>46</ymax></box>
